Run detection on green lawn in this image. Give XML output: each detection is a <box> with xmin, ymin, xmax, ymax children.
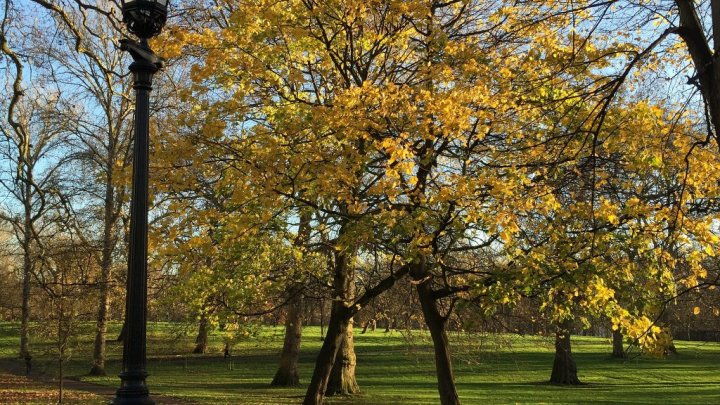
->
<box><xmin>1</xmin><ymin>322</ymin><xmax>719</xmax><ymax>404</ymax></box>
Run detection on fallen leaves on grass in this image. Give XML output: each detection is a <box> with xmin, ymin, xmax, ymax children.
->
<box><xmin>0</xmin><ymin>373</ymin><xmax>102</xmax><ymax>404</ymax></box>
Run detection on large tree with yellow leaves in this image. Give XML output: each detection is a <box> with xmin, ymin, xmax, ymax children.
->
<box><xmin>158</xmin><ymin>1</ymin><xmax>720</xmax><ymax>404</ymax></box>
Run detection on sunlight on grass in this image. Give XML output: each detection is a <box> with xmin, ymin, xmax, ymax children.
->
<box><xmin>1</xmin><ymin>322</ymin><xmax>719</xmax><ymax>404</ymax></box>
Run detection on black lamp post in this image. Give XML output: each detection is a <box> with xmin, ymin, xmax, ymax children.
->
<box><xmin>113</xmin><ymin>1</ymin><xmax>167</xmax><ymax>404</ymax></box>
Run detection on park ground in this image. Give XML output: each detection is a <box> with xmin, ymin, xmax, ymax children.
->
<box><xmin>0</xmin><ymin>323</ymin><xmax>719</xmax><ymax>404</ymax></box>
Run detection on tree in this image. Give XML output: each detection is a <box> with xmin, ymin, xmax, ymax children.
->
<box><xmin>6</xmin><ymin>0</ymin><xmax>136</xmax><ymax>375</ymax></box>
<box><xmin>673</xmin><ymin>0</ymin><xmax>720</xmax><ymax>146</ymax></box>
<box><xmin>163</xmin><ymin>0</ymin><xmax>720</xmax><ymax>403</ymax></box>
<box><xmin>272</xmin><ymin>209</ymin><xmax>311</xmax><ymax>387</ymax></box>
<box><xmin>165</xmin><ymin>1</ymin><xmax>637</xmax><ymax>403</ymax></box>
<box><xmin>271</xmin><ymin>284</ymin><xmax>304</xmax><ymax>386</ymax></box>
<box><xmin>33</xmin><ymin>233</ymin><xmax>96</xmax><ymax>404</ymax></box>
<box><xmin>1</xmin><ymin>3</ymin><xmax>72</xmax><ymax>359</ymax></box>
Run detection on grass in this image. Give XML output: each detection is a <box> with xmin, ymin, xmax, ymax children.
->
<box><xmin>1</xmin><ymin>322</ymin><xmax>719</xmax><ymax>404</ymax></box>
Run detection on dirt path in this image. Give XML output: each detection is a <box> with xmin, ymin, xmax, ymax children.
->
<box><xmin>0</xmin><ymin>358</ymin><xmax>200</xmax><ymax>404</ymax></box>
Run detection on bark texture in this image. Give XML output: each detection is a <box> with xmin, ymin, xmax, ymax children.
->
<box><xmin>303</xmin><ymin>251</ymin><xmax>353</xmax><ymax>405</ymax></box>
<box><xmin>271</xmin><ymin>288</ymin><xmax>304</xmax><ymax>386</ymax></box>
<box><xmin>675</xmin><ymin>0</ymin><xmax>720</xmax><ymax>143</ymax></box>
<box><xmin>302</xmin><ymin>229</ymin><xmax>409</xmax><ymax>404</ymax></box>
<box><xmin>272</xmin><ymin>210</ymin><xmax>310</xmax><ymax>386</ymax></box>
<box><xmin>611</xmin><ymin>329</ymin><xmax>625</xmax><ymax>359</ymax></box>
<box><xmin>417</xmin><ymin>281</ymin><xmax>460</xmax><ymax>404</ymax></box>
<box><xmin>89</xmin><ymin>284</ymin><xmax>109</xmax><ymax>375</ymax></box>
<box><xmin>326</xmin><ymin>250</ymin><xmax>359</xmax><ymax>397</ymax></box>
<box><xmin>90</xmin><ymin>175</ymin><xmax>118</xmax><ymax>375</ymax></box>
<box><xmin>20</xmin><ymin>231</ymin><xmax>31</xmax><ymax>359</ymax></box>
<box><xmin>326</xmin><ymin>318</ymin><xmax>359</xmax><ymax>396</ymax></box>
<box><xmin>20</xmin><ymin>177</ymin><xmax>33</xmax><ymax>359</ymax></box>
<box><xmin>411</xmin><ymin>257</ymin><xmax>460</xmax><ymax>405</ymax></box>
<box><xmin>550</xmin><ymin>321</ymin><xmax>581</xmax><ymax>385</ymax></box>
<box><xmin>193</xmin><ymin>313</ymin><xmax>210</xmax><ymax>354</ymax></box>
<box><xmin>303</xmin><ymin>304</ymin><xmax>350</xmax><ymax>405</ymax></box>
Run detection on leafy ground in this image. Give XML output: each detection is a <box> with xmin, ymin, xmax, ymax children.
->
<box><xmin>0</xmin><ymin>371</ymin><xmax>102</xmax><ymax>405</ymax></box>
<box><xmin>0</xmin><ymin>322</ymin><xmax>719</xmax><ymax>404</ymax></box>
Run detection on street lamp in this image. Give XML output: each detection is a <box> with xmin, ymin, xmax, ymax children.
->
<box><xmin>113</xmin><ymin>1</ymin><xmax>168</xmax><ymax>404</ymax></box>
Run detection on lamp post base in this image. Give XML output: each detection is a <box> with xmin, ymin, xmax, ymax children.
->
<box><xmin>112</xmin><ymin>370</ymin><xmax>155</xmax><ymax>405</ymax></box>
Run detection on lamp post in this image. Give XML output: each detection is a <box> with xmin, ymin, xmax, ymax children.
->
<box><xmin>113</xmin><ymin>1</ymin><xmax>168</xmax><ymax>404</ymax></box>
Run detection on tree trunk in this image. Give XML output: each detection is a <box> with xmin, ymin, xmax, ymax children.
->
<box><xmin>20</xmin><ymin>243</ymin><xmax>31</xmax><ymax>359</ymax></box>
<box><xmin>416</xmin><ymin>274</ymin><xmax>460</xmax><ymax>405</ymax></box>
<box><xmin>326</xmin><ymin>318</ymin><xmax>359</xmax><ymax>396</ymax></box>
<box><xmin>89</xmin><ymin>274</ymin><xmax>110</xmax><ymax>374</ymax></box>
<box><xmin>58</xmin><ymin>306</ymin><xmax>65</xmax><ymax>404</ymax></box>
<box><xmin>271</xmin><ymin>288</ymin><xmax>304</xmax><ymax>386</ymax></box>
<box><xmin>611</xmin><ymin>329</ymin><xmax>625</xmax><ymax>359</ymax></box>
<box><xmin>19</xmin><ymin>208</ymin><xmax>31</xmax><ymax>359</ymax></box>
<box><xmin>303</xmin><ymin>304</ymin><xmax>349</xmax><ymax>405</ymax></box>
<box><xmin>658</xmin><ymin>309</ymin><xmax>678</xmax><ymax>356</ymax></box>
<box><xmin>117</xmin><ymin>321</ymin><xmax>127</xmax><ymax>342</ymax></box>
<box><xmin>58</xmin><ymin>353</ymin><xmax>64</xmax><ymax>404</ymax></box>
<box><xmin>90</xmin><ymin>179</ymin><xmax>116</xmax><ymax>375</ymax></box>
<box><xmin>550</xmin><ymin>320</ymin><xmax>581</xmax><ymax>384</ymax></box>
<box><xmin>303</xmin><ymin>250</ymin><xmax>353</xmax><ymax>405</ymax></box>
<box><xmin>272</xmin><ymin>209</ymin><xmax>309</xmax><ymax>386</ymax></box>
<box><xmin>193</xmin><ymin>313</ymin><xmax>210</xmax><ymax>354</ymax></box>
<box><xmin>676</xmin><ymin>1</ymin><xmax>720</xmax><ymax>143</ymax></box>
<box><xmin>327</xmin><ymin>250</ymin><xmax>359</xmax><ymax>397</ymax></box>
<box><xmin>302</xmin><ymin>217</ymin><xmax>408</xmax><ymax>404</ymax></box>
<box><xmin>319</xmin><ymin>299</ymin><xmax>325</xmax><ymax>341</ymax></box>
